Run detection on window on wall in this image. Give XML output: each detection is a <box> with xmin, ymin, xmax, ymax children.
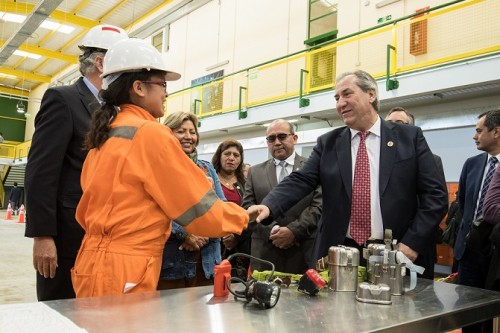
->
<box><xmin>152</xmin><ymin>31</ymin><xmax>163</xmax><ymax>52</ymax></box>
<box><xmin>305</xmin><ymin>0</ymin><xmax>338</xmax><ymax>46</ymax></box>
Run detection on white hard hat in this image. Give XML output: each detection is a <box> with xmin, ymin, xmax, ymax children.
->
<box><xmin>79</xmin><ymin>25</ymin><xmax>129</xmax><ymax>50</ymax></box>
<box><xmin>101</xmin><ymin>38</ymin><xmax>181</xmax><ymax>81</ymax></box>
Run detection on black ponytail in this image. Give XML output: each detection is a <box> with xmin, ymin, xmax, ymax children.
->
<box><xmin>83</xmin><ymin>69</ymin><xmax>165</xmax><ymax>150</ymax></box>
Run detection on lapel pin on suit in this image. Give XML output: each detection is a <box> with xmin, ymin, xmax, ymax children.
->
<box><xmin>387</xmin><ymin>141</ymin><xmax>394</xmax><ymax>147</ymax></box>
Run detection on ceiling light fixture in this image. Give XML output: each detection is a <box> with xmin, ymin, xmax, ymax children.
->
<box><xmin>16</xmin><ymin>100</ymin><xmax>26</xmax><ymax>113</ymax></box>
<box><xmin>0</xmin><ymin>12</ymin><xmax>26</xmax><ymax>23</ymax></box>
<box><xmin>40</xmin><ymin>20</ymin><xmax>75</xmax><ymax>34</ymax></box>
<box><xmin>0</xmin><ymin>12</ymin><xmax>73</xmax><ymax>34</ymax></box>
<box><xmin>206</xmin><ymin>60</ymin><xmax>229</xmax><ymax>71</ymax></box>
<box><xmin>0</xmin><ymin>73</ymin><xmax>17</xmax><ymax>79</ymax></box>
<box><xmin>13</xmin><ymin>50</ymin><xmax>41</xmax><ymax>60</ymax></box>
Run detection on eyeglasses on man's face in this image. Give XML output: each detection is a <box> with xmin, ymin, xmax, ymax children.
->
<box><xmin>266</xmin><ymin>133</ymin><xmax>293</xmax><ymax>143</ymax></box>
<box><xmin>389</xmin><ymin>120</ymin><xmax>409</xmax><ymax>124</ymax></box>
<box><xmin>141</xmin><ymin>80</ymin><xmax>167</xmax><ymax>91</ymax></box>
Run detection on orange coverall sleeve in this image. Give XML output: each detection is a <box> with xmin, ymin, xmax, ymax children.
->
<box><xmin>133</xmin><ymin>122</ymin><xmax>248</xmax><ymax>237</ymax></box>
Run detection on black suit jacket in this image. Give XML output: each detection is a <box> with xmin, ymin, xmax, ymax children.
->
<box><xmin>9</xmin><ymin>186</ymin><xmax>22</xmax><ymax>203</ymax></box>
<box><xmin>454</xmin><ymin>152</ymin><xmax>489</xmax><ymax>261</ymax></box>
<box><xmin>25</xmin><ymin>77</ymin><xmax>99</xmax><ymax>259</ymax></box>
<box><xmin>243</xmin><ymin>154</ymin><xmax>322</xmax><ymax>273</ymax></box>
<box><xmin>262</xmin><ymin>119</ymin><xmax>448</xmax><ymax>273</ymax></box>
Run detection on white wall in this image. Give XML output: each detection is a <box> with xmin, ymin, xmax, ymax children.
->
<box><xmin>166</xmin><ymin>0</ymin><xmax>308</xmax><ymax>91</ymax></box>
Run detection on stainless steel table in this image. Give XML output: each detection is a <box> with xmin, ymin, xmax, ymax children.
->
<box><xmin>44</xmin><ymin>279</ymin><xmax>500</xmax><ymax>333</ymax></box>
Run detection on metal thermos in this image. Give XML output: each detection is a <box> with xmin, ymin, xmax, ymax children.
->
<box><xmin>328</xmin><ymin>245</ymin><xmax>359</xmax><ymax>292</ymax></box>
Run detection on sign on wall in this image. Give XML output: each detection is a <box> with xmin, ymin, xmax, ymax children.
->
<box><xmin>191</xmin><ymin>70</ymin><xmax>224</xmax><ymax>115</ymax></box>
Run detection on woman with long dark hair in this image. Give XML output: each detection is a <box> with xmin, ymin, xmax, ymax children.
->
<box><xmin>212</xmin><ymin>139</ymin><xmax>252</xmax><ymax>279</ymax></box>
<box><xmin>72</xmin><ymin>38</ymin><xmax>248</xmax><ymax>298</ymax></box>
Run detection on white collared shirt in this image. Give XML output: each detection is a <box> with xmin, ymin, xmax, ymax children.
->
<box><xmin>348</xmin><ymin>116</ymin><xmax>383</xmax><ymax>240</ymax></box>
<box><xmin>82</xmin><ymin>77</ymin><xmax>102</xmax><ymax>104</ymax></box>
<box><xmin>273</xmin><ymin>152</ymin><xmax>296</xmax><ymax>183</ymax></box>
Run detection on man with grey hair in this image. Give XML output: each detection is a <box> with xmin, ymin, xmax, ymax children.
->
<box><xmin>25</xmin><ymin>25</ymin><xmax>128</xmax><ymax>301</ymax></box>
<box><xmin>249</xmin><ymin>70</ymin><xmax>448</xmax><ymax>279</ymax></box>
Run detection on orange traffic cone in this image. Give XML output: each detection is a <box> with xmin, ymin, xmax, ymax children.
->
<box><xmin>17</xmin><ymin>205</ymin><xmax>25</xmax><ymax>223</ymax></box>
<box><xmin>5</xmin><ymin>203</ymin><xmax>13</xmax><ymax>220</ymax></box>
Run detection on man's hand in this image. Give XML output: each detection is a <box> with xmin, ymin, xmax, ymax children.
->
<box><xmin>247</xmin><ymin>205</ymin><xmax>270</xmax><ymax>222</ymax></box>
<box><xmin>397</xmin><ymin>242</ymin><xmax>418</xmax><ymax>262</ymax></box>
<box><xmin>269</xmin><ymin>227</ymin><xmax>295</xmax><ymax>250</ymax></box>
<box><xmin>269</xmin><ymin>227</ymin><xmax>296</xmax><ymax>249</ymax></box>
<box><xmin>33</xmin><ymin>236</ymin><xmax>58</xmax><ymax>279</ymax></box>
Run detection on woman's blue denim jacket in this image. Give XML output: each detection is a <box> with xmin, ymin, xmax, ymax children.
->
<box><xmin>159</xmin><ymin>160</ymin><xmax>224</xmax><ymax>280</ymax></box>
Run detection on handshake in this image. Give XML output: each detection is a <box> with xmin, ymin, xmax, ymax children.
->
<box><xmin>246</xmin><ymin>204</ymin><xmax>270</xmax><ymax>223</ymax></box>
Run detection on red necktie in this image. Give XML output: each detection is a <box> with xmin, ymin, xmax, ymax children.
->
<box><xmin>351</xmin><ymin>131</ymin><xmax>371</xmax><ymax>245</ymax></box>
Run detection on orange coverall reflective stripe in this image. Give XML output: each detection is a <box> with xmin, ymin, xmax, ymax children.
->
<box><xmin>72</xmin><ymin>104</ymin><xmax>248</xmax><ymax>297</ymax></box>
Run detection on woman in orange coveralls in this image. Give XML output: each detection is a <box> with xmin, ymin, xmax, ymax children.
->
<box><xmin>71</xmin><ymin>38</ymin><xmax>249</xmax><ymax>298</ymax></box>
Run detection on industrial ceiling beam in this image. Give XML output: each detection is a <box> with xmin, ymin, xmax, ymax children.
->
<box><xmin>0</xmin><ymin>40</ymin><xmax>78</xmax><ymax>64</ymax></box>
<box><xmin>0</xmin><ymin>86</ymin><xmax>29</xmax><ymax>98</ymax></box>
<box><xmin>0</xmin><ymin>0</ymin><xmax>65</xmax><ymax>64</ymax></box>
<box><xmin>51</xmin><ymin>0</ymin><xmax>180</xmax><ymax>83</ymax></box>
<box><xmin>0</xmin><ymin>67</ymin><xmax>51</xmax><ymax>83</ymax></box>
<box><xmin>0</xmin><ymin>1</ymin><xmax>97</xmax><ymax>29</ymax></box>
<box><xmin>49</xmin><ymin>10</ymin><xmax>98</xmax><ymax>29</ymax></box>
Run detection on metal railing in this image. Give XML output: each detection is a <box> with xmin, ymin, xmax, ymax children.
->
<box><xmin>161</xmin><ymin>0</ymin><xmax>500</xmax><ymax>122</ymax></box>
<box><xmin>0</xmin><ymin>141</ymin><xmax>30</xmax><ymax>161</ymax></box>
<box><xmin>3</xmin><ymin>0</ymin><xmax>500</xmax><ymax>163</ymax></box>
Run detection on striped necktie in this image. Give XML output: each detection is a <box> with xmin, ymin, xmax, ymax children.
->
<box><xmin>475</xmin><ymin>156</ymin><xmax>498</xmax><ymax>218</ymax></box>
<box><xmin>278</xmin><ymin>160</ymin><xmax>289</xmax><ymax>183</ymax></box>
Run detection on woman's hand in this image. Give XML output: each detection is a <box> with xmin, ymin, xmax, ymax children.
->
<box><xmin>222</xmin><ymin>234</ymin><xmax>238</xmax><ymax>251</ymax></box>
<box><xmin>179</xmin><ymin>234</ymin><xmax>209</xmax><ymax>251</ymax></box>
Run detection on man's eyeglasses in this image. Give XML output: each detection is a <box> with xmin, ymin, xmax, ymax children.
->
<box><xmin>141</xmin><ymin>81</ymin><xmax>167</xmax><ymax>91</ymax></box>
<box><xmin>266</xmin><ymin>133</ymin><xmax>293</xmax><ymax>143</ymax></box>
<box><xmin>390</xmin><ymin>120</ymin><xmax>409</xmax><ymax>124</ymax></box>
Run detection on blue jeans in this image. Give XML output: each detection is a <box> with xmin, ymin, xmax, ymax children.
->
<box><xmin>160</xmin><ymin>238</ymin><xmax>221</xmax><ymax>280</ymax></box>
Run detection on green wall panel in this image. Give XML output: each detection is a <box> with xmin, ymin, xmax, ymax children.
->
<box><xmin>0</xmin><ymin>97</ymin><xmax>27</xmax><ymax>142</ymax></box>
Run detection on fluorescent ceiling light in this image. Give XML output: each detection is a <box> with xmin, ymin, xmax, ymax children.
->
<box><xmin>57</xmin><ymin>24</ymin><xmax>75</xmax><ymax>34</ymax></box>
<box><xmin>0</xmin><ymin>73</ymin><xmax>17</xmax><ymax>79</ymax></box>
<box><xmin>0</xmin><ymin>12</ymin><xmax>26</xmax><ymax>23</ymax></box>
<box><xmin>14</xmin><ymin>50</ymin><xmax>41</xmax><ymax>59</ymax></box>
<box><xmin>40</xmin><ymin>20</ymin><xmax>75</xmax><ymax>34</ymax></box>
<box><xmin>0</xmin><ymin>12</ymin><xmax>74</xmax><ymax>34</ymax></box>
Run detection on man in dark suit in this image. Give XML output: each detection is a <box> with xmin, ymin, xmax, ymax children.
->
<box><xmin>9</xmin><ymin>182</ymin><xmax>22</xmax><ymax>215</ymax></box>
<box><xmin>24</xmin><ymin>25</ymin><xmax>128</xmax><ymax>301</ymax></box>
<box><xmin>242</xmin><ymin>119</ymin><xmax>322</xmax><ymax>274</ymax></box>
<box><xmin>454</xmin><ymin>110</ymin><xmax>500</xmax><ymax>333</ymax></box>
<box><xmin>248</xmin><ymin>70</ymin><xmax>448</xmax><ymax>278</ymax></box>
<box><xmin>385</xmin><ymin>106</ymin><xmax>446</xmax><ymax>182</ymax></box>
<box><xmin>385</xmin><ymin>106</ymin><xmax>447</xmax><ymax>278</ymax></box>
